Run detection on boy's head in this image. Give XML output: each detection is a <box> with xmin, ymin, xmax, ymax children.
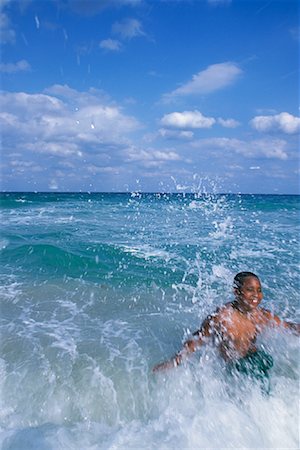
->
<box><xmin>233</xmin><ymin>272</ymin><xmax>260</xmax><ymax>290</ymax></box>
<box><xmin>233</xmin><ymin>272</ymin><xmax>263</xmax><ymax>311</ymax></box>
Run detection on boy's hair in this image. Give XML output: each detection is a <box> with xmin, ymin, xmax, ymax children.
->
<box><xmin>233</xmin><ymin>272</ymin><xmax>259</xmax><ymax>290</ymax></box>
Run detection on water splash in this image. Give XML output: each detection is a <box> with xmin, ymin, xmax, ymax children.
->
<box><xmin>0</xmin><ymin>191</ymin><xmax>299</xmax><ymax>449</ymax></box>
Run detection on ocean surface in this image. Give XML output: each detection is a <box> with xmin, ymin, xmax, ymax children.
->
<box><xmin>0</xmin><ymin>192</ymin><xmax>299</xmax><ymax>450</ymax></box>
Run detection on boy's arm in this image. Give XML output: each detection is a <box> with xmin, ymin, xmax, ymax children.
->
<box><xmin>261</xmin><ymin>308</ymin><xmax>300</xmax><ymax>335</ymax></box>
<box><xmin>152</xmin><ymin>315</ymin><xmax>215</xmax><ymax>373</ymax></box>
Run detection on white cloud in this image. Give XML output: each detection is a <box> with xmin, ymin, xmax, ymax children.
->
<box><xmin>0</xmin><ymin>86</ymin><xmax>140</xmax><ymax>159</ymax></box>
<box><xmin>9</xmin><ymin>159</ymin><xmax>43</xmax><ymax>175</ymax></box>
<box><xmin>0</xmin><ymin>59</ymin><xmax>31</xmax><ymax>73</ymax></box>
<box><xmin>87</xmin><ymin>164</ymin><xmax>122</xmax><ymax>175</ymax></box>
<box><xmin>164</xmin><ymin>62</ymin><xmax>242</xmax><ymax>100</ymax></box>
<box><xmin>250</xmin><ymin>112</ymin><xmax>300</xmax><ymax>134</ymax></box>
<box><xmin>152</xmin><ymin>150</ymin><xmax>181</xmax><ymax>161</ymax></box>
<box><xmin>99</xmin><ymin>38</ymin><xmax>122</xmax><ymax>51</ymax></box>
<box><xmin>48</xmin><ymin>179</ymin><xmax>59</xmax><ymax>190</ymax></box>
<box><xmin>126</xmin><ymin>146</ymin><xmax>182</xmax><ymax>168</ymax></box>
<box><xmin>160</xmin><ymin>110</ymin><xmax>240</xmax><ymax>131</ymax></box>
<box><xmin>246</xmin><ymin>139</ymin><xmax>288</xmax><ymax>160</ymax></box>
<box><xmin>112</xmin><ymin>18</ymin><xmax>145</xmax><ymax>40</ymax></box>
<box><xmin>26</xmin><ymin>141</ymin><xmax>82</xmax><ymax>157</ymax></box>
<box><xmin>191</xmin><ymin>137</ymin><xmax>288</xmax><ymax>160</ymax></box>
<box><xmin>227</xmin><ymin>164</ymin><xmax>243</xmax><ymax>170</ymax></box>
<box><xmin>217</xmin><ymin>117</ymin><xmax>240</xmax><ymax>128</ymax></box>
<box><xmin>0</xmin><ymin>9</ymin><xmax>15</xmax><ymax>44</ymax></box>
<box><xmin>159</xmin><ymin>128</ymin><xmax>194</xmax><ymax>140</ymax></box>
<box><xmin>161</xmin><ymin>110</ymin><xmax>215</xmax><ymax>129</ymax></box>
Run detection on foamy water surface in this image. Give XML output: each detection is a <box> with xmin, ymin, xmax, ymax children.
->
<box><xmin>0</xmin><ymin>192</ymin><xmax>299</xmax><ymax>449</ymax></box>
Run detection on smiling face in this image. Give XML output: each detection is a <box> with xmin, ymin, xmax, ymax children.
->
<box><xmin>234</xmin><ymin>276</ymin><xmax>263</xmax><ymax>312</ymax></box>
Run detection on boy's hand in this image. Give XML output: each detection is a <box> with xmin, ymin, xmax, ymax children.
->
<box><xmin>152</xmin><ymin>356</ymin><xmax>179</xmax><ymax>373</ymax></box>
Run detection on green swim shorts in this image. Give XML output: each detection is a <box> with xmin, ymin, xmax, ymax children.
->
<box><xmin>228</xmin><ymin>350</ymin><xmax>274</xmax><ymax>393</ymax></box>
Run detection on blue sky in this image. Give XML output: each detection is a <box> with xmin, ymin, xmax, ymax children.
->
<box><xmin>0</xmin><ymin>0</ymin><xmax>299</xmax><ymax>193</ymax></box>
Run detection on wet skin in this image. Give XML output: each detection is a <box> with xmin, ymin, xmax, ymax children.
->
<box><xmin>153</xmin><ymin>276</ymin><xmax>300</xmax><ymax>372</ymax></box>
<box><xmin>212</xmin><ymin>277</ymin><xmax>265</xmax><ymax>360</ymax></box>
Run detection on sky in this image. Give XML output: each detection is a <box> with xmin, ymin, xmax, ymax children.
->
<box><xmin>0</xmin><ymin>0</ymin><xmax>299</xmax><ymax>194</ymax></box>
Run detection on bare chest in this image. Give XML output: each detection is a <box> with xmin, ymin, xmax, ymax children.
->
<box><xmin>217</xmin><ymin>311</ymin><xmax>259</xmax><ymax>344</ymax></box>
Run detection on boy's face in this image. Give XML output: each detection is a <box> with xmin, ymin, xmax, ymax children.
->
<box><xmin>235</xmin><ymin>276</ymin><xmax>263</xmax><ymax>311</ymax></box>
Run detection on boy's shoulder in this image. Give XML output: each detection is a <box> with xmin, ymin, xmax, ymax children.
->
<box><xmin>213</xmin><ymin>302</ymin><xmax>235</xmax><ymax>319</ymax></box>
<box><xmin>256</xmin><ymin>306</ymin><xmax>276</xmax><ymax>321</ymax></box>
<box><xmin>219</xmin><ymin>301</ymin><xmax>235</xmax><ymax>312</ymax></box>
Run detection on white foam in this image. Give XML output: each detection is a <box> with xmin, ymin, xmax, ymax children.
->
<box><xmin>212</xmin><ymin>264</ymin><xmax>233</xmax><ymax>280</ymax></box>
<box><xmin>0</xmin><ymin>315</ymin><xmax>299</xmax><ymax>450</ymax></box>
<box><xmin>209</xmin><ymin>216</ymin><xmax>233</xmax><ymax>239</ymax></box>
<box><xmin>122</xmin><ymin>244</ymin><xmax>175</xmax><ymax>263</ymax></box>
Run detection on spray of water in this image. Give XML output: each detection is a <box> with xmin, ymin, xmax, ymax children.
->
<box><xmin>0</xmin><ymin>188</ymin><xmax>299</xmax><ymax>449</ymax></box>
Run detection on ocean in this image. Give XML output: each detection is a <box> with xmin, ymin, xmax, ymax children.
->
<box><xmin>0</xmin><ymin>192</ymin><xmax>299</xmax><ymax>449</ymax></box>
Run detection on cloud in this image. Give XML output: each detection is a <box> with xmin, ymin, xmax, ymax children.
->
<box><xmin>48</xmin><ymin>178</ymin><xmax>59</xmax><ymax>190</ymax></box>
<box><xmin>1</xmin><ymin>85</ymin><xmax>149</xmax><ymax>190</ymax></box>
<box><xmin>87</xmin><ymin>164</ymin><xmax>122</xmax><ymax>175</ymax></box>
<box><xmin>160</xmin><ymin>110</ymin><xmax>239</xmax><ymax>131</ymax></box>
<box><xmin>0</xmin><ymin>4</ymin><xmax>16</xmax><ymax>44</ymax></box>
<box><xmin>161</xmin><ymin>110</ymin><xmax>215</xmax><ymax>129</ymax></box>
<box><xmin>250</xmin><ymin>112</ymin><xmax>300</xmax><ymax>134</ymax></box>
<box><xmin>99</xmin><ymin>38</ymin><xmax>122</xmax><ymax>51</ymax></box>
<box><xmin>217</xmin><ymin>117</ymin><xmax>240</xmax><ymax>128</ymax></box>
<box><xmin>99</xmin><ymin>17</ymin><xmax>145</xmax><ymax>54</ymax></box>
<box><xmin>0</xmin><ymin>59</ymin><xmax>31</xmax><ymax>73</ymax></box>
<box><xmin>159</xmin><ymin>128</ymin><xmax>194</xmax><ymax>140</ymax></box>
<box><xmin>112</xmin><ymin>18</ymin><xmax>145</xmax><ymax>40</ymax></box>
<box><xmin>126</xmin><ymin>146</ymin><xmax>182</xmax><ymax>168</ymax></box>
<box><xmin>9</xmin><ymin>159</ymin><xmax>43</xmax><ymax>177</ymax></box>
<box><xmin>25</xmin><ymin>141</ymin><xmax>83</xmax><ymax>157</ymax></box>
<box><xmin>0</xmin><ymin>85</ymin><xmax>140</xmax><ymax>160</ymax></box>
<box><xmin>163</xmin><ymin>62</ymin><xmax>242</xmax><ymax>100</ymax></box>
<box><xmin>191</xmin><ymin>137</ymin><xmax>288</xmax><ymax>160</ymax></box>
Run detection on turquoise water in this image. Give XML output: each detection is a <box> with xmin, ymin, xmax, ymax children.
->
<box><xmin>0</xmin><ymin>192</ymin><xmax>299</xmax><ymax>449</ymax></box>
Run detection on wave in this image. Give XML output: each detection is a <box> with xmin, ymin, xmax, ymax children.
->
<box><xmin>1</xmin><ymin>242</ymin><xmax>196</xmax><ymax>287</ymax></box>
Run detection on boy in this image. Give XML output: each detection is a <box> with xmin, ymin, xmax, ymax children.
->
<box><xmin>153</xmin><ymin>272</ymin><xmax>300</xmax><ymax>374</ymax></box>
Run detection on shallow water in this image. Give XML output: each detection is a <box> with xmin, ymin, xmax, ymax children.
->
<box><xmin>0</xmin><ymin>192</ymin><xmax>299</xmax><ymax>449</ymax></box>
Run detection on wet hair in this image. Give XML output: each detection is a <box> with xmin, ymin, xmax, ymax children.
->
<box><xmin>233</xmin><ymin>272</ymin><xmax>260</xmax><ymax>290</ymax></box>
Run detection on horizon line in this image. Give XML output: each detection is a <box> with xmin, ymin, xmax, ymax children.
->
<box><xmin>1</xmin><ymin>191</ymin><xmax>299</xmax><ymax>196</ymax></box>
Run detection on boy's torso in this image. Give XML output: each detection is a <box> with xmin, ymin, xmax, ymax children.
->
<box><xmin>213</xmin><ymin>305</ymin><xmax>267</xmax><ymax>360</ymax></box>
